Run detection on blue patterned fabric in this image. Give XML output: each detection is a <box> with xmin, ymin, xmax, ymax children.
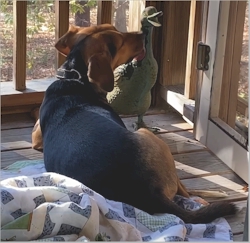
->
<box><xmin>0</xmin><ymin>161</ymin><xmax>234</xmax><ymax>242</ymax></box>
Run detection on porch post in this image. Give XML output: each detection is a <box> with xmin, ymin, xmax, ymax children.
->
<box><xmin>243</xmin><ymin>199</ymin><xmax>249</xmax><ymax>241</ymax></box>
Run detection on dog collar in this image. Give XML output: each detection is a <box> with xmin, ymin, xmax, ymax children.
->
<box><xmin>56</xmin><ymin>68</ymin><xmax>84</xmax><ymax>81</ymax></box>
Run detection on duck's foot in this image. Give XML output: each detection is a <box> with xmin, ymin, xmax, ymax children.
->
<box><xmin>132</xmin><ymin>121</ymin><xmax>160</xmax><ymax>133</ymax></box>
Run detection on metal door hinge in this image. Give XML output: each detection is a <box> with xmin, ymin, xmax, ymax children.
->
<box><xmin>196</xmin><ymin>42</ymin><xmax>210</xmax><ymax>71</ymax></box>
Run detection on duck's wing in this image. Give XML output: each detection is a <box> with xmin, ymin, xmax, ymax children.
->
<box><xmin>114</xmin><ymin>61</ymin><xmax>136</xmax><ymax>82</ymax></box>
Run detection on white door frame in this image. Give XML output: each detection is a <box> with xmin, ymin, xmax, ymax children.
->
<box><xmin>195</xmin><ymin>0</ymin><xmax>249</xmax><ymax>183</ymax></box>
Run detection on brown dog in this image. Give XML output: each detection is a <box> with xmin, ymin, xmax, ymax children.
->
<box><xmin>32</xmin><ymin>24</ymin><xmax>142</xmax><ymax>151</ymax></box>
<box><xmin>32</xmin><ymin>24</ymin><xmax>236</xmax><ymax>224</ymax></box>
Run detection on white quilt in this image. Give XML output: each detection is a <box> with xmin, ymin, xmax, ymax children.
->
<box><xmin>1</xmin><ymin>160</ymin><xmax>233</xmax><ymax>241</ymax></box>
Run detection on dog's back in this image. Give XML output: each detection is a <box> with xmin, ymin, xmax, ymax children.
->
<box><xmin>40</xmin><ymin>79</ymin><xmax>142</xmax><ymax>200</ymax></box>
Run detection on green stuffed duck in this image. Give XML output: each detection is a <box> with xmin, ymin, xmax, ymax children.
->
<box><xmin>107</xmin><ymin>6</ymin><xmax>163</xmax><ymax>131</ymax></box>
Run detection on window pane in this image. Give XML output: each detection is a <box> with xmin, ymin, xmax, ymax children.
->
<box><xmin>238</xmin><ymin>2</ymin><xmax>249</xmax><ymax>104</ymax></box>
<box><xmin>69</xmin><ymin>0</ymin><xmax>97</xmax><ymax>26</ymax></box>
<box><xmin>26</xmin><ymin>1</ymin><xmax>56</xmax><ymax>80</ymax></box>
<box><xmin>236</xmin><ymin>1</ymin><xmax>248</xmax><ymax>146</ymax></box>
<box><xmin>0</xmin><ymin>1</ymin><xmax>13</xmax><ymax>82</ymax></box>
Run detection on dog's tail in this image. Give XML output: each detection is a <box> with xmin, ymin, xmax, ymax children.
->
<box><xmin>157</xmin><ymin>194</ymin><xmax>237</xmax><ymax>224</ymax></box>
<box><xmin>186</xmin><ymin>202</ymin><xmax>237</xmax><ymax>223</ymax></box>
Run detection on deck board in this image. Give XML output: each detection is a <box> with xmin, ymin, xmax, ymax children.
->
<box><xmin>157</xmin><ymin>130</ymin><xmax>207</xmax><ymax>154</ymax></box>
<box><xmin>122</xmin><ymin>113</ymin><xmax>193</xmax><ymax>132</ymax></box>
<box><xmin>1</xmin><ymin>127</ymin><xmax>32</xmax><ymax>149</ymax></box>
<box><xmin>1</xmin><ymin>127</ymin><xmax>33</xmax><ymax>151</ymax></box>
<box><xmin>225</xmin><ymin>200</ymin><xmax>247</xmax><ymax>235</ymax></box>
<box><xmin>0</xmin><ymin>129</ymin><xmax>201</xmax><ymax>154</ymax></box>
<box><xmin>0</xmin><ymin>111</ymin><xmax>247</xmax><ymax>238</ymax></box>
<box><xmin>181</xmin><ymin>173</ymin><xmax>248</xmax><ymax>202</ymax></box>
<box><xmin>1</xmin><ymin>127</ymin><xmax>33</xmax><ymax>137</ymax></box>
<box><xmin>174</xmin><ymin>150</ymin><xmax>232</xmax><ymax>179</ymax></box>
<box><xmin>1</xmin><ymin>149</ymin><xmax>43</xmax><ymax>168</ymax></box>
<box><xmin>1</xmin><ymin>113</ymin><xmax>35</xmax><ymax>130</ymax></box>
<box><xmin>233</xmin><ymin>234</ymin><xmax>244</xmax><ymax>241</ymax></box>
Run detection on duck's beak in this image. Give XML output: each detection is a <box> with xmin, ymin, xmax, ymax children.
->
<box><xmin>147</xmin><ymin>11</ymin><xmax>163</xmax><ymax>27</ymax></box>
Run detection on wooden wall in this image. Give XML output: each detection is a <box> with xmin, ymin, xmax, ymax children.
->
<box><xmin>159</xmin><ymin>1</ymin><xmax>191</xmax><ymax>87</ymax></box>
<box><xmin>145</xmin><ymin>1</ymin><xmax>164</xmax><ymax>106</ymax></box>
<box><xmin>146</xmin><ymin>1</ymin><xmax>191</xmax><ymax>105</ymax></box>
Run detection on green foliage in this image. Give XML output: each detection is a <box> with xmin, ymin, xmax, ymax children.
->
<box><xmin>0</xmin><ymin>0</ymin><xmax>9</xmax><ymax>12</ymax></box>
<box><xmin>85</xmin><ymin>0</ymin><xmax>97</xmax><ymax>8</ymax></box>
<box><xmin>0</xmin><ymin>0</ymin><xmax>13</xmax><ymax>32</ymax></box>
<box><xmin>0</xmin><ymin>0</ymin><xmax>55</xmax><ymax>36</ymax></box>
<box><xmin>0</xmin><ymin>0</ymin><xmax>97</xmax><ymax>79</ymax></box>
<box><xmin>0</xmin><ymin>0</ymin><xmax>97</xmax><ymax>35</ymax></box>
<box><xmin>238</xmin><ymin>92</ymin><xmax>248</xmax><ymax>100</ymax></box>
<box><xmin>70</xmin><ymin>0</ymin><xmax>97</xmax><ymax>14</ymax></box>
<box><xmin>70</xmin><ymin>0</ymin><xmax>85</xmax><ymax>14</ymax></box>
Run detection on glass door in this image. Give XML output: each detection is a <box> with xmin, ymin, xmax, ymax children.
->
<box><xmin>195</xmin><ymin>0</ymin><xmax>249</xmax><ymax>183</ymax></box>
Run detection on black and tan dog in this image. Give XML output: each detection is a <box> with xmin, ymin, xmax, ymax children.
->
<box><xmin>33</xmin><ymin>24</ymin><xmax>237</xmax><ymax>224</ymax></box>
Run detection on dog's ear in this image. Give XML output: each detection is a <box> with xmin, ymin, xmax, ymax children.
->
<box><xmin>55</xmin><ymin>25</ymin><xmax>87</xmax><ymax>56</ymax></box>
<box><xmin>55</xmin><ymin>24</ymin><xmax>118</xmax><ymax>56</ymax></box>
<box><xmin>87</xmin><ymin>53</ymin><xmax>114</xmax><ymax>92</ymax></box>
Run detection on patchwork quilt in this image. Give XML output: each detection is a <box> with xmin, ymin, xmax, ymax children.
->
<box><xmin>1</xmin><ymin>160</ymin><xmax>233</xmax><ymax>241</ymax></box>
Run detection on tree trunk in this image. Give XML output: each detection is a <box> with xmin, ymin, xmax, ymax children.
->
<box><xmin>75</xmin><ymin>0</ymin><xmax>90</xmax><ymax>27</ymax></box>
<box><xmin>115</xmin><ymin>0</ymin><xmax>127</xmax><ymax>32</ymax></box>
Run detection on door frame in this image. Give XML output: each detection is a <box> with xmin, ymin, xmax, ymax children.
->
<box><xmin>194</xmin><ymin>0</ymin><xmax>249</xmax><ymax>183</ymax></box>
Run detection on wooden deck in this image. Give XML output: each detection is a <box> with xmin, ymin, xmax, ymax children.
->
<box><xmin>1</xmin><ymin>110</ymin><xmax>248</xmax><ymax>240</ymax></box>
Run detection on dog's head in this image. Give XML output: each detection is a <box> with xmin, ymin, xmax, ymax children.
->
<box><xmin>55</xmin><ymin>24</ymin><xmax>145</xmax><ymax>93</ymax></box>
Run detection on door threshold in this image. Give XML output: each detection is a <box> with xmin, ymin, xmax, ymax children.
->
<box><xmin>160</xmin><ymin>84</ymin><xmax>195</xmax><ymax>126</ymax></box>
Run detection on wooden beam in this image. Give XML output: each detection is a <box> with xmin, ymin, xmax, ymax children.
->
<box><xmin>209</xmin><ymin>1</ymin><xmax>230</xmax><ymax>118</ymax></box>
<box><xmin>1</xmin><ymin>92</ymin><xmax>45</xmax><ymax>108</ymax></box>
<box><xmin>1</xmin><ymin>78</ymin><xmax>54</xmax><ymax>112</ymax></box>
<box><xmin>227</xmin><ymin>1</ymin><xmax>247</xmax><ymax>127</ymax></box>
<box><xmin>160</xmin><ymin>84</ymin><xmax>195</xmax><ymax>124</ymax></box>
<box><xmin>97</xmin><ymin>1</ymin><xmax>112</xmax><ymax>24</ymax></box>
<box><xmin>184</xmin><ymin>0</ymin><xmax>203</xmax><ymax>99</ymax></box>
<box><xmin>159</xmin><ymin>1</ymin><xmax>190</xmax><ymax>87</ymax></box>
<box><xmin>219</xmin><ymin>2</ymin><xmax>238</xmax><ymax>122</ymax></box>
<box><xmin>55</xmin><ymin>0</ymin><xmax>69</xmax><ymax>69</ymax></box>
<box><xmin>219</xmin><ymin>1</ymin><xmax>247</xmax><ymax>128</ymax></box>
<box><xmin>243</xmin><ymin>200</ymin><xmax>248</xmax><ymax>241</ymax></box>
<box><xmin>13</xmin><ymin>0</ymin><xmax>27</xmax><ymax>91</ymax></box>
<box><xmin>1</xmin><ymin>92</ymin><xmax>45</xmax><ymax>115</ymax></box>
<box><xmin>146</xmin><ymin>1</ymin><xmax>164</xmax><ymax>106</ymax></box>
<box><xmin>184</xmin><ymin>0</ymin><xmax>196</xmax><ymax>99</ymax></box>
<box><xmin>1</xmin><ymin>104</ymin><xmax>42</xmax><ymax>115</ymax></box>
<box><xmin>193</xmin><ymin>1</ymin><xmax>209</xmax><ymax>138</ymax></box>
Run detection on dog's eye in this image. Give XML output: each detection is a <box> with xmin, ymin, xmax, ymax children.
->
<box><xmin>107</xmin><ymin>43</ymin><xmax>116</xmax><ymax>57</ymax></box>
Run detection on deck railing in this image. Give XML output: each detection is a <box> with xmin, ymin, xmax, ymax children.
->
<box><xmin>5</xmin><ymin>1</ymin><xmax>152</xmax><ymax>90</ymax></box>
<box><xmin>1</xmin><ymin>0</ymin><xmax>152</xmax><ymax>114</ymax></box>
<box><xmin>11</xmin><ymin>1</ymin><xmax>115</xmax><ymax>91</ymax></box>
